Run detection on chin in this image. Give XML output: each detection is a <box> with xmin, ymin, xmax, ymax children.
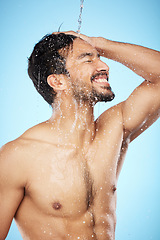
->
<box><xmin>91</xmin><ymin>88</ymin><xmax>115</xmax><ymax>103</ymax></box>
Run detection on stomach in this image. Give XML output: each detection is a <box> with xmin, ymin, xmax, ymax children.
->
<box><xmin>15</xmin><ymin>209</ymin><xmax>96</xmax><ymax>240</ymax></box>
<box><xmin>15</xmin><ymin>205</ymin><xmax>116</xmax><ymax>240</ymax></box>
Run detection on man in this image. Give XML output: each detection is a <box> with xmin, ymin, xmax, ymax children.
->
<box><xmin>0</xmin><ymin>31</ymin><xmax>160</xmax><ymax>240</ymax></box>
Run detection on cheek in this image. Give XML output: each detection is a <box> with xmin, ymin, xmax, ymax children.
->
<box><xmin>67</xmin><ymin>61</ymin><xmax>94</xmax><ymax>82</ymax></box>
<box><xmin>77</xmin><ymin>66</ymin><xmax>94</xmax><ymax>81</ymax></box>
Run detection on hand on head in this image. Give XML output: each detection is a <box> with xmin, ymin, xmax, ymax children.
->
<box><xmin>52</xmin><ymin>30</ymin><xmax>96</xmax><ymax>47</ymax></box>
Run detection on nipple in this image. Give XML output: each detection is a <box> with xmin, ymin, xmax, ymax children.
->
<box><xmin>52</xmin><ymin>202</ymin><xmax>62</xmax><ymax>210</ymax></box>
<box><xmin>112</xmin><ymin>185</ymin><xmax>117</xmax><ymax>192</ymax></box>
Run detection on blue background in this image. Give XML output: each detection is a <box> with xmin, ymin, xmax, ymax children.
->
<box><xmin>0</xmin><ymin>0</ymin><xmax>159</xmax><ymax>239</ymax></box>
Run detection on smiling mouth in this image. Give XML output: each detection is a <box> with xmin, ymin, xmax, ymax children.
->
<box><xmin>91</xmin><ymin>73</ymin><xmax>110</xmax><ymax>86</ymax></box>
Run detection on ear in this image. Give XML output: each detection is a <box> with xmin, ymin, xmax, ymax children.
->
<box><xmin>47</xmin><ymin>74</ymin><xmax>67</xmax><ymax>91</ymax></box>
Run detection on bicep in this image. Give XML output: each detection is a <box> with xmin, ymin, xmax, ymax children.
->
<box><xmin>0</xmin><ymin>186</ymin><xmax>24</xmax><ymax>239</ymax></box>
<box><xmin>0</xmin><ymin>144</ymin><xmax>25</xmax><ymax>240</ymax></box>
<box><xmin>122</xmin><ymin>80</ymin><xmax>160</xmax><ymax>141</ymax></box>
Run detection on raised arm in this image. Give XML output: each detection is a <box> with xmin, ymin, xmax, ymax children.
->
<box><xmin>94</xmin><ymin>37</ymin><xmax>160</xmax><ymax>141</ymax></box>
<box><xmin>0</xmin><ymin>142</ymin><xmax>25</xmax><ymax>240</ymax></box>
<box><xmin>93</xmin><ymin>38</ymin><xmax>160</xmax><ymax>82</ymax></box>
<box><xmin>75</xmin><ymin>32</ymin><xmax>160</xmax><ymax>141</ymax></box>
<box><xmin>54</xmin><ymin>31</ymin><xmax>160</xmax><ymax>140</ymax></box>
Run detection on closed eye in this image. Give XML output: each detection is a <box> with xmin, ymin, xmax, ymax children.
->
<box><xmin>85</xmin><ymin>60</ymin><xmax>93</xmax><ymax>63</ymax></box>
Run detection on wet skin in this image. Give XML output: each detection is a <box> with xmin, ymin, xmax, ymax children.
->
<box><xmin>14</xmin><ymin>39</ymin><xmax>123</xmax><ymax>240</ymax></box>
<box><xmin>0</xmin><ymin>36</ymin><xmax>160</xmax><ymax>240</ymax></box>
<box><xmin>8</xmin><ymin>105</ymin><xmax>125</xmax><ymax>240</ymax></box>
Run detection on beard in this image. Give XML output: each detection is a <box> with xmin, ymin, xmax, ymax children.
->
<box><xmin>70</xmin><ymin>81</ymin><xmax>115</xmax><ymax>104</ymax></box>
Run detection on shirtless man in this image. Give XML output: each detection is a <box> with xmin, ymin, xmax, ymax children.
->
<box><xmin>0</xmin><ymin>31</ymin><xmax>160</xmax><ymax>240</ymax></box>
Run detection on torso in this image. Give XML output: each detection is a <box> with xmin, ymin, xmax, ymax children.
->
<box><xmin>13</xmin><ymin>105</ymin><xmax>129</xmax><ymax>240</ymax></box>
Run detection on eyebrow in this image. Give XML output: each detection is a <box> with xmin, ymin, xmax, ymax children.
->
<box><xmin>77</xmin><ymin>52</ymin><xmax>100</xmax><ymax>59</ymax></box>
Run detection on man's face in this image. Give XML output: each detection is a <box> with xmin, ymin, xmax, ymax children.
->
<box><xmin>65</xmin><ymin>38</ymin><xmax>115</xmax><ymax>104</ymax></box>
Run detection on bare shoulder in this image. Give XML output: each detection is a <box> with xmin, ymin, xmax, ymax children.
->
<box><xmin>95</xmin><ymin>102</ymin><xmax>123</xmax><ymax>130</ymax></box>
<box><xmin>0</xmin><ymin>139</ymin><xmax>28</xmax><ymax>188</ymax></box>
<box><xmin>0</xmin><ymin>123</ymin><xmax>46</xmax><ymax>184</ymax></box>
<box><xmin>0</xmin><ymin>128</ymin><xmax>36</xmax><ymax>165</ymax></box>
<box><xmin>0</xmin><ymin>139</ymin><xmax>24</xmax><ymax>166</ymax></box>
<box><xmin>0</xmin><ymin>137</ymin><xmax>36</xmax><ymax>239</ymax></box>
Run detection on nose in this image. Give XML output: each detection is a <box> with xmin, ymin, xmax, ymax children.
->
<box><xmin>96</xmin><ymin>59</ymin><xmax>109</xmax><ymax>72</ymax></box>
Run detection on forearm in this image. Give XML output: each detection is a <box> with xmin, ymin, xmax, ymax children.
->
<box><xmin>94</xmin><ymin>37</ymin><xmax>160</xmax><ymax>83</ymax></box>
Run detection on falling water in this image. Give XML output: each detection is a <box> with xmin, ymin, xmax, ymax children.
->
<box><xmin>35</xmin><ymin>68</ymin><xmax>41</xmax><ymax>123</ymax></box>
<box><xmin>77</xmin><ymin>0</ymin><xmax>85</xmax><ymax>33</ymax></box>
<box><xmin>37</xmin><ymin>68</ymin><xmax>41</xmax><ymax>92</ymax></box>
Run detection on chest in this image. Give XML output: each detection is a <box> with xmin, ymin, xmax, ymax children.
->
<box><xmin>26</xmin><ymin>147</ymin><xmax>90</xmax><ymax>217</ymax></box>
<box><xmin>25</xmin><ymin>126</ymin><xmax>123</xmax><ymax>218</ymax></box>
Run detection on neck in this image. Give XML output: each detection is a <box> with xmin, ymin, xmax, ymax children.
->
<box><xmin>48</xmin><ymin>94</ymin><xmax>96</xmax><ymax>149</ymax></box>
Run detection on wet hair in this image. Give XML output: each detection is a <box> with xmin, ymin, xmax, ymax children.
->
<box><xmin>28</xmin><ymin>33</ymin><xmax>77</xmax><ymax>105</ymax></box>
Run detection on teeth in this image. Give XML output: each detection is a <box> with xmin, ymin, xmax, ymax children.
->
<box><xmin>95</xmin><ymin>78</ymin><xmax>107</xmax><ymax>83</ymax></box>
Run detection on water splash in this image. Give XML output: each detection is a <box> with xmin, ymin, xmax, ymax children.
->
<box><xmin>70</xmin><ymin>98</ymin><xmax>78</xmax><ymax>133</ymax></box>
<box><xmin>77</xmin><ymin>0</ymin><xmax>85</xmax><ymax>33</ymax></box>
<box><xmin>37</xmin><ymin>68</ymin><xmax>41</xmax><ymax>92</ymax></box>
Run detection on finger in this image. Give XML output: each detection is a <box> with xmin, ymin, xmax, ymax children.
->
<box><xmin>52</xmin><ymin>31</ymin><xmax>78</xmax><ymax>36</ymax></box>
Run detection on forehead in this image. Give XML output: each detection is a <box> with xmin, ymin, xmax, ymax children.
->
<box><xmin>68</xmin><ymin>38</ymin><xmax>98</xmax><ymax>59</ymax></box>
